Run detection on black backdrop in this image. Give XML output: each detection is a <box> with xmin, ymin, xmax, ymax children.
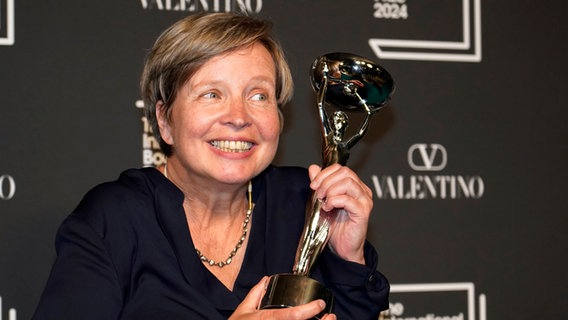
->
<box><xmin>1</xmin><ymin>1</ymin><xmax>567</xmax><ymax>319</ymax></box>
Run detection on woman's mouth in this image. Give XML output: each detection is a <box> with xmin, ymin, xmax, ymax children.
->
<box><xmin>210</xmin><ymin>140</ymin><xmax>253</xmax><ymax>153</ymax></box>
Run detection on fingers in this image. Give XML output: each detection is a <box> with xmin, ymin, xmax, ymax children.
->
<box><xmin>231</xmin><ymin>276</ymin><xmax>269</xmax><ymax>316</ymax></box>
<box><xmin>260</xmin><ymin>300</ymin><xmax>327</xmax><ymax>320</ymax></box>
<box><xmin>309</xmin><ymin>164</ymin><xmax>372</xmax><ymax>215</ymax></box>
<box><xmin>321</xmin><ymin>313</ymin><xmax>337</xmax><ymax>320</ymax></box>
<box><xmin>308</xmin><ymin>164</ymin><xmax>372</xmax><ymax>264</ymax></box>
<box><xmin>231</xmin><ymin>277</ymin><xmax>331</xmax><ymax>320</ymax></box>
<box><xmin>310</xmin><ymin>164</ymin><xmax>371</xmax><ymax>198</ymax></box>
<box><xmin>308</xmin><ymin>164</ymin><xmax>322</xmax><ymax>181</ymax></box>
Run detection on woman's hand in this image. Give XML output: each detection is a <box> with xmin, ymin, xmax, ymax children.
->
<box><xmin>309</xmin><ymin>164</ymin><xmax>373</xmax><ymax>265</ymax></box>
<box><xmin>230</xmin><ymin>277</ymin><xmax>336</xmax><ymax>320</ymax></box>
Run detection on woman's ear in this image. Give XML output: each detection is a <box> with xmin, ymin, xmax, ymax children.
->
<box><xmin>156</xmin><ymin>101</ymin><xmax>174</xmax><ymax>145</ymax></box>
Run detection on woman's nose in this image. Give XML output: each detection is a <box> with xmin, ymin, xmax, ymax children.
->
<box><xmin>222</xmin><ymin>98</ymin><xmax>251</xmax><ymax>129</ymax></box>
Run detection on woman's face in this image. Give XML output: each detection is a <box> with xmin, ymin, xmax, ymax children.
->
<box><xmin>158</xmin><ymin>43</ymin><xmax>281</xmax><ymax>186</ymax></box>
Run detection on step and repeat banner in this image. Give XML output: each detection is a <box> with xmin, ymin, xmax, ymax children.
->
<box><xmin>1</xmin><ymin>1</ymin><xmax>567</xmax><ymax>319</ymax></box>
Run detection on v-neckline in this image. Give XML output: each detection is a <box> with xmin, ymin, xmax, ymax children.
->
<box><xmin>150</xmin><ymin>168</ymin><xmax>267</xmax><ymax>309</ymax></box>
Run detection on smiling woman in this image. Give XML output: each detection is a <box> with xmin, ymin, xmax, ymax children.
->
<box><xmin>32</xmin><ymin>12</ymin><xmax>389</xmax><ymax>320</ymax></box>
<box><xmin>155</xmin><ymin>43</ymin><xmax>281</xmax><ymax>188</ymax></box>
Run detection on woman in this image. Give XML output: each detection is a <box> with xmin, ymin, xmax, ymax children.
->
<box><xmin>33</xmin><ymin>13</ymin><xmax>389</xmax><ymax>319</ymax></box>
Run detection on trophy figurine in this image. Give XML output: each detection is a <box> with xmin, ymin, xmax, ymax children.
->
<box><xmin>260</xmin><ymin>53</ymin><xmax>395</xmax><ymax>318</ymax></box>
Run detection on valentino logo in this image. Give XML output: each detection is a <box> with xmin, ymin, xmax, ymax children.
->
<box><xmin>140</xmin><ymin>0</ymin><xmax>263</xmax><ymax>13</ymax></box>
<box><xmin>371</xmin><ymin>143</ymin><xmax>485</xmax><ymax>199</ymax></box>
<box><xmin>408</xmin><ymin>143</ymin><xmax>447</xmax><ymax>171</ymax></box>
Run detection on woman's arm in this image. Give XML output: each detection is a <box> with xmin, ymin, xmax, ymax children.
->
<box><xmin>33</xmin><ymin>214</ymin><xmax>123</xmax><ymax>320</ymax></box>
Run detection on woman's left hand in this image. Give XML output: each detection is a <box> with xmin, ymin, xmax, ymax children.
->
<box><xmin>309</xmin><ymin>164</ymin><xmax>373</xmax><ymax>265</ymax></box>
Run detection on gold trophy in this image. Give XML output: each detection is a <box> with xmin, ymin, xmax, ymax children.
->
<box><xmin>260</xmin><ymin>53</ymin><xmax>395</xmax><ymax>319</ymax></box>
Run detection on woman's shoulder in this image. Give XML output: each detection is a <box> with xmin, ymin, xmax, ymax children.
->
<box><xmin>78</xmin><ymin>168</ymin><xmax>159</xmax><ymax>205</ymax></box>
<box><xmin>68</xmin><ymin>167</ymin><xmax>172</xmax><ymax>229</ymax></box>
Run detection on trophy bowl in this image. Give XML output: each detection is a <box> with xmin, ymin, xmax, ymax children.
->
<box><xmin>310</xmin><ymin>52</ymin><xmax>395</xmax><ymax>113</ymax></box>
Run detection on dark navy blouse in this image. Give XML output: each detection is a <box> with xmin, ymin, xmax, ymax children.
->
<box><xmin>33</xmin><ymin>166</ymin><xmax>389</xmax><ymax>319</ymax></box>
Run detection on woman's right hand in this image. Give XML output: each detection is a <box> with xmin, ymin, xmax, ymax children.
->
<box><xmin>229</xmin><ymin>276</ymin><xmax>336</xmax><ymax>320</ymax></box>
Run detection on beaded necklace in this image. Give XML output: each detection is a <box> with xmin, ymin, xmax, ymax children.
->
<box><xmin>164</xmin><ymin>163</ymin><xmax>253</xmax><ymax>268</ymax></box>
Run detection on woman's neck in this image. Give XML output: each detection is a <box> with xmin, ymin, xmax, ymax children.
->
<box><xmin>159</xmin><ymin>162</ymin><xmax>249</xmax><ymax>223</ymax></box>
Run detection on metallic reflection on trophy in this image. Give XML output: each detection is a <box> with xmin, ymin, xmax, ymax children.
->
<box><xmin>260</xmin><ymin>53</ymin><xmax>395</xmax><ymax>318</ymax></box>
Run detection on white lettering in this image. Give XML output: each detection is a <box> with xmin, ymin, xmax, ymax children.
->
<box><xmin>141</xmin><ymin>116</ymin><xmax>152</xmax><ymax>134</ymax></box>
<box><xmin>380</xmin><ymin>301</ymin><xmax>464</xmax><ymax>320</ymax></box>
<box><xmin>374</xmin><ymin>0</ymin><xmax>408</xmax><ymax>20</ymax></box>
<box><xmin>382</xmin><ymin>313</ymin><xmax>464</xmax><ymax>320</ymax></box>
<box><xmin>0</xmin><ymin>296</ymin><xmax>18</xmax><ymax>320</ymax></box>
<box><xmin>143</xmin><ymin>133</ymin><xmax>160</xmax><ymax>149</ymax></box>
<box><xmin>371</xmin><ymin>174</ymin><xmax>485</xmax><ymax>200</ymax></box>
<box><xmin>468</xmin><ymin>176</ymin><xmax>484</xmax><ymax>199</ymax></box>
<box><xmin>141</xmin><ymin>0</ymin><xmax>164</xmax><ymax>10</ymax></box>
<box><xmin>141</xmin><ymin>0</ymin><xmax>262</xmax><ymax>13</ymax></box>
<box><xmin>0</xmin><ymin>175</ymin><xmax>16</xmax><ymax>200</ymax></box>
<box><xmin>143</xmin><ymin>150</ymin><xmax>167</xmax><ymax>167</ymax></box>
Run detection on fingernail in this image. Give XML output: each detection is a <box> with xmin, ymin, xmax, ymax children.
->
<box><xmin>263</xmin><ymin>276</ymin><xmax>270</xmax><ymax>289</ymax></box>
<box><xmin>318</xmin><ymin>299</ymin><xmax>326</xmax><ymax>309</ymax></box>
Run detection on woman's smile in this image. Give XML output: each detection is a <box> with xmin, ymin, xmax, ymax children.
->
<box><xmin>209</xmin><ymin>140</ymin><xmax>254</xmax><ymax>153</ymax></box>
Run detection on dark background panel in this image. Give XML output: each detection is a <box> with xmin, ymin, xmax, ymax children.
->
<box><xmin>1</xmin><ymin>1</ymin><xmax>567</xmax><ymax>319</ymax></box>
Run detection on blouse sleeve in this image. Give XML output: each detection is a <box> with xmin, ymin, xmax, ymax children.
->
<box><xmin>32</xmin><ymin>214</ymin><xmax>123</xmax><ymax>320</ymax></box>
<box><xmin>316</xmin><ymin>241</ymin><xmax>390</xmax><ymax>320</ymax></box>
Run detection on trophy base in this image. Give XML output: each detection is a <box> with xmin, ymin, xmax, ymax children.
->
<box><xmin>259</xmin><ymin>274</ymin><xmax>334</xmax><ymax>319</ymax></box>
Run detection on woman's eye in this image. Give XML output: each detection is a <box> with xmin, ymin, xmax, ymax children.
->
<box><xmin>202</xmin><ymin>92</ymin><xmax>219</xmax><ymax>99</ymax></box>
<box><xmin>251</xmin><ymin>93</ymin><xmax>268</xmax><ymax>101</ymax></box>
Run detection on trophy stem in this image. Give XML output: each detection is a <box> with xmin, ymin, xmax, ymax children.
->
<box><xmin>292</xmin><ymin>193</ymin><xmax>334</xmax><ymax>276</ymax></box>
<box><xmin>292</xmin><ymin>70</ymin><xmax>345</xmax><ymax>277</ymax></box>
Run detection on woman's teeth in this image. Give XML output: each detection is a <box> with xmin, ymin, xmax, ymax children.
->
<box><xmin>210</xmin><ymin>140</ymin><xmax>253</xmax><ymax>152</ymax></box>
